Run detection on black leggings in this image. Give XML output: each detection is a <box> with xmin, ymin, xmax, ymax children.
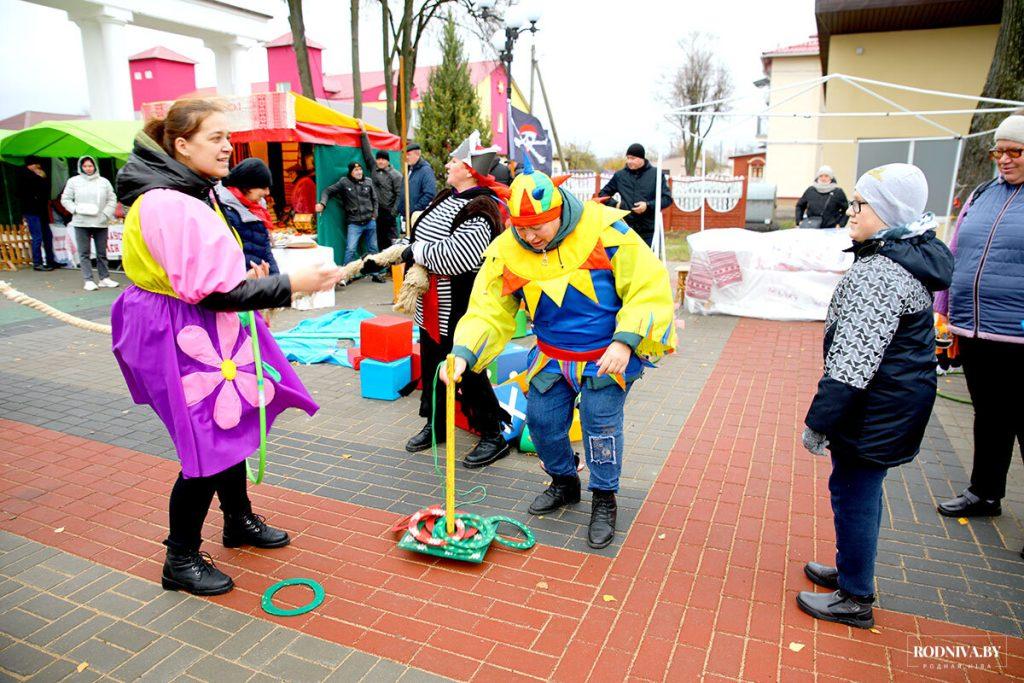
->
<box><xmin>166</xmin><ymin>461</ymin><xmax>251</xmax><ymax>552</ymax></box>
<box><xmin>418</xmin><ymin>328</ymin><xmax>505</xmax><ymax>435</ymax></box>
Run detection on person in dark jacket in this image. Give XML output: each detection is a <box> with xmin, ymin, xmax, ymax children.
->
<box><xmin>216</xmin><ymin>158</ymin><xmax>279</xmax><ymax>275</ymax></box>
<box><xmin>359</xmin><ymin>124</ymin><xmax>403</xmax><ymax>249</ymax></box>
<box><xmin>934</xmin><ymin>116</ymin><xmax>1024</xmax><ymax>555</ymax></box>
<box><xmin>795</xmin><ymin>165</ymin><xmax>850</xmax><ymax>229</ymax></box>
<box><xmin>396</xmin><ymin>142</ymin><xmax>437</xmax><ymax>219</ymax></box>
<box><xmin>598</xmin><ymin>143</ymin><xmax>672</xmax><ymax>247</ymax></box>
<box><xmin>798</xmin><ymin>163</ymin><xmax>953</xmax><ymax>629</ymax></box>
<box><xmin>317</xmin><ymin>161</ymin><xmax>381</xmax><ymax>280</ymax></box>
<box><xmin>19</xmin><ymin>156</ymin><xmax>58</xmax><ymax>271</ymax></box>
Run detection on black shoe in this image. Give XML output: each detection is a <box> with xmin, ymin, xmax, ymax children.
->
<box><xmin>406</xmin><ymin>423</ymin><xmax>441</xmax><ymax>453</ymax></box>
<box><xmin>44</xmin><ymin>263</ymin><xmax>60</xmax><ymax>270</ymax></box>
<box><xmin>32</xmin><ymin>265</ymin><xmax>47</xmax><ymax>272</ymax></box>
<box><xmin>371</xmin><ymin>273</ymin><xmax>386</xmax><ymax>283</ymax></box>
<box><xmin>588</xmin><ymin>490</ymin><xmax>617</xmax><ymax>549</ymax></box>
<box><xmin>161</xmin><ymin>548</ymin><xmax>234</xmax><ymax>596</ymax></box>
<box><xmin>528</xmin><ymin>474</ymin><xmax>581</xmax><ymax>515</ymax></box>
<box><xmin>222</xmin><ymin>512</ymin><xmax>290</xmax><ymax>549</ymax></box>
<box><xmin>804</xmin><ymin>562</ymin><xmax>840</xmax><ymax>590</ymax></box>
<box><xmin>937</xmin><ymin>492</ymin><xmax>1001</xmax><ymax>518</ymax></box>
<box><xmin>796</xmin><ymin>590</ymin><xmax>874</xmax><ymax>629</ymax></box>
<box><xmin>463</xmin><ymin>433</ymin><xmax>510</xmax><ymax>469</ymax></box>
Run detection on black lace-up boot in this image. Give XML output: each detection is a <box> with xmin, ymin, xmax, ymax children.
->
<box><xmin>588</xmin><ymin>490</ymin><xmax>617</xmax><ymax>549</ymax></box>
<box><xmin>162</xmin><ymin>547</ymin><xmax>233</xmax><ymax>595</ymax></box>
<box><xmin>222</xmin><ymin>512</ymin><xmax>290</xmax><ymax>549</ymax></box>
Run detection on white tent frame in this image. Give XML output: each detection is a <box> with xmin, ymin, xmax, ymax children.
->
<box><xmin>651</xmin><ymin>72</ymin><xmax>1024</xmax><ymax>245</ymax></box>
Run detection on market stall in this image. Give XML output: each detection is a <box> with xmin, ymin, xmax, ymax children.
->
<box><xmin>143</xmin><ymin>91</ymin><xmax>403</xmax><ymax>265</ymax></box>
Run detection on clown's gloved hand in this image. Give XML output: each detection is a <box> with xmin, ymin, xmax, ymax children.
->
<box><xmin>802</xmin><ymin>427</ymin><xmax>829</xmax><ymax>456</ymax></box>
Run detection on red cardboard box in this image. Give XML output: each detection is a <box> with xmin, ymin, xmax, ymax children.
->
<box><xmin>360</xmin><ymin>316</ymin><xmax>413</xmax><ymax>363</ymax></box>
<box><xmin>347</xmin><ymin>346</ymin><xmax>363</xmax><ymax>370</ymax></box>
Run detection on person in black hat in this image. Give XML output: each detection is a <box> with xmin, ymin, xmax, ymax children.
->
<box><xmin>215</xmin><ymin>158</ymin><xmax>279</xmax><ymax>276</ymax></box>
<box><xmin>396</xmin><ymin>141</ymin><xmax>437</xmax><ymax>221</ymax></box>
<box><xmin>598</xmin><ymin>143</ymin><xmax>672</xmax><ymax>247</ymax></box>
<box><xmin>317</xmin><ymin>161</ymin><xmax>382</xmax><ymax>281</ymax></box>
<box><xmin>19</xmin><ymin>156</ymin><xmax>59</xmax><ymax>271</ymax></box>
<box><xmin>358</xmin><ymin>122</ymin><xmax>403</xmax><ymax>250</ymax></box>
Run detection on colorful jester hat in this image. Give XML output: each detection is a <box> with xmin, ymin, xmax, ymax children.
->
<box><xmin>450</xmin><ymin>130</ymin><xmax>501</xmax><ymax>176</ymax></box>
<box><xmin>508</xmin><ymin>150</ymin><xmax>570</xmax><ymax>227</ymax></box>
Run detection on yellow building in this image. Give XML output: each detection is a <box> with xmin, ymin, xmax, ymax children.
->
<box><xmin>815</xmin><ymin>0</ymin><xmax>1002</xmax><ymax>217</ymax></box>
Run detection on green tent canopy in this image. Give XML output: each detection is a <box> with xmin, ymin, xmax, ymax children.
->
<box><xmin>0</xmin><ymin>119</ymin><xmax>141</xmax><ymax>161</ymax></box>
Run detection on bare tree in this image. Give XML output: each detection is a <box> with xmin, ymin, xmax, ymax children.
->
<box><xmin>286</xmin><ymin>0</ymin><xmax>317</xmax><ymax>99</ymax></box>
<box><xmin>954</xmin><ymin>0</ymin><xmax>1024</xmax><ymax>208</ymax></box>
<box><xmin>352</xmin><ymin>0</ymin><xmax>363</xmax><ymax>118</ymax></box>
<box><xmin>662</xmin><ymin>31</ymin><xmax>733</xmax><ymax>176</ymax></box>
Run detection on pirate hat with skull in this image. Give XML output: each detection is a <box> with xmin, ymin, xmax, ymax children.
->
<box><xmin>450</xmin><ymin>130</ymin><xmax>500</xmax><ymax>176</ymax></box>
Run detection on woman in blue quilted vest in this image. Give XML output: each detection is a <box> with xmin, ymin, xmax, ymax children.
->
<box><xmin>935</xmin><ymin>116</ymin><xmax>1024</xmax><ymax>557</ymax></box>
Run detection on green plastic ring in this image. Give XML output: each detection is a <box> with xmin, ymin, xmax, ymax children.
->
<box><xmin>433</xmin><ymin>513</ymin><xmax>492</xmax><ymax>550</ymax></box>
<box><xmin>487</xmin><ymin>516</ymin><xmax>536</xmax><ymax>550</ymax></box>
<box><xmin>261</xmin><ymin>578</ymin><xmax>325</xmax><ymax>617</ymax></box>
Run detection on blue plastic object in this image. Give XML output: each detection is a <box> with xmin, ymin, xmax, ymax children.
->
<box><xmin>493</xmin><ymin>381</ymin><xmax>528</xmax><ymax>442</ymax></box>
<box><xmin>487</xmin><ymin>343</ymin><xmax>530</xmax><ymax>384</ymax></box>
<box><xmin>360</xmin><ymin>357</ymin><xmax>412</xmax><ymax>400</ymax></box>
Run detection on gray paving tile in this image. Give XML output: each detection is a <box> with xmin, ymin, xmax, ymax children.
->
<box><xmin>216</xmin><ymin>620</ymin><xmax>276</xmax><ymax>661</ymax></box>
<box><xmin>97</xmin><ymin>620</ymin><xmax>160</xmax><ymax>653</ymax></box>
<box><xmin>237</xmin><ymin>627</ymin><xmax>299</xmax><ymax>669</ymax></box>
<box><xmin>47</xmin><ymin>614</ymin><xmax>116</xmax><ymax>655</ymax></box>
<box><xmin>67</xmin><ymin>637</ymin><xmax>134</xmax><ymax>674</ymax></box>
<box><xmin>285</xmin><ymin>633</ymin><xmax>351</xmax><ymax>669</ymax></box>
<box><xmin>85</xmin><ymin>589</ymin><xmax>146</xmax><ymax>617</ymax></box>
<box><xmin>186</xmin><ymin>654</ymin><xmax>255</xmax><ymax>682</ymax></box>
<box><xmin>32</xmin><ymin>658</ymin><xmax>81</xmax><ymax>683</ymax></box>
<box><xmin>363</xmin><ymin>658</ymin><xmax>410</xmax><ymax>682</ymax></box>
<box><xmin>24</xmin><ymin>607</ymin><xmax>96</xmax><ymax>648</ymax></box>
<box><xmin>0</xmin><ymin>641</ymin><xmax>54</xmax><ymax>677</ymax></box>
<box><xmin>18</xmin><ymin>593</ymin><xmax>76</xmax><ymax>621</ymax></box>
<box><xmin>109</xmin><ymin>639</ymin><xmax>181</xmax><ymax>682</ymax></box>
<box><xmin>262</xmin><ymin>653</ymin><xmax>333</xmax><ymax>682</ymax></box>
<box><xmin>1</xmin><ymin>607</ymin><xmax>48</xmax><ymax>639</ymax></box>
<box><xmin>136</xmin><ymin>644</ymin><xmax>205</xmax><ymax>682</ymax></box>
<box><xmin>168</xmin><ymin>620</ymin><xmax>232</xmax><ymax>651</ymax></box>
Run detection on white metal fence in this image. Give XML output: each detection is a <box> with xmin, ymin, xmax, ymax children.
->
<box><xmin>561</xmin><ymin>171</ymin><xmax>744</xmax><ymax>214</ymax></box>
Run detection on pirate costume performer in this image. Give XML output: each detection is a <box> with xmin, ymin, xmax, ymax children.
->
<box><xmin>449</xmin><ymin>157</ymin><xmax>677</xmax><ymax>548</ymax></box>
<box><xmin>402</xmin><ymin>132</ymin><xmax>512</xmax><ymax>468</ymax></box>
<box><xmin>111</xmin><ymin>107</ymin><xmax>321</xmax><ymax>596</ymax></box>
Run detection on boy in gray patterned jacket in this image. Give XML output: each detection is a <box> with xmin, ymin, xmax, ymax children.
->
<box><xmin>797</xmin><ymin>163</ymin><xmax>953</xmax><ymax>629</ymax></box>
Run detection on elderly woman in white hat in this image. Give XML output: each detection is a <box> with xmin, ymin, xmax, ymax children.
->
<box><xmin>799</xmin><ymin>163</ymin><xmax>953</xmax><ymax>628</ymax></box>
<box><xmin>935</xmin><ymin>115</ymin><xmax>1024</xmax><ymax>557</ymax></box>
<box><xmin>795</xmin><ymin>165</ymin><xmax>850</xmax><ymax>229</ymax></box>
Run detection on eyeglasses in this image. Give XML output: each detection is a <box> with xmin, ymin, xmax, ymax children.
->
<box><xmin>988</xmin><ymin>148</ymin><xmax>1024</xmax><ymax>161</ymax></box>
<box><xmin>850</xmin><ymin>199</ymin><xmax>869</xmax><ymax>215</ymax></box>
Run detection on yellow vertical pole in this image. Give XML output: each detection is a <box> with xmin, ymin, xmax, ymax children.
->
<box><xmin>445</xmin><ymin>355</ymin><xmax>456</xmax><ymax>535</ymax></box>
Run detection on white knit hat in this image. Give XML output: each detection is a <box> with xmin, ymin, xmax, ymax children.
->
<box><xmin>816</xmin><ymin>165</ymin><xmax>835</xmax><ymax>181</ymax></box>
<box><xmin>855</xmin><ymin>163</ymin><xmax>928</xmax><ymax>229</ymax></box>
<box><xmin>994</xmin><ymin>115</ymin><xmax>1024</xmax><ymax>145</ymax></box>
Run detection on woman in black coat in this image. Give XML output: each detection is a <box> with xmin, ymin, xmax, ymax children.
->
<box><xmin>797</xmin><ymin>163</ymin><xmax>952</xmax><ymax>630</ymax></box>
<box><xmin>215</xmin><ymin>158</ymin><xmax>279</xmax><ymax>275</ymax></box>
<box><xmin>796</xmin><ymin>165</ymin><xmax>849</xmax><ymax>229</ymax></box>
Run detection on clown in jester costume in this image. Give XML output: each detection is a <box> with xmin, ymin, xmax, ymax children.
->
<box><xmin>445</xmin><ymin>157</ymin><xmax>677</xmax><ymax>549</ymax></box>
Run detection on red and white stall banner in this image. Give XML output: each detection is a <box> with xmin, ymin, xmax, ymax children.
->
<box><xmin>142</xmin><ymin>92</ymin><xmax>296</xmax><ymax>133</ymax></box>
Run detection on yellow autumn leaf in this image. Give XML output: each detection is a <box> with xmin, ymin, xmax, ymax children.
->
<box><xmin>788</xmin><ymin>642</ymin><xmax>805</xmax><ymax>653</ymax></box>
<box><xmin>657</xmin><ymin>533</ymin><xmax>666</xmax><ymax>540</ymax></box>
<box><xmin>536</xmin><ymin>581</ymin><xmax>548</xmax><ymax>590</ymax></box>
<box><xmin>53</xmin><ymin>527</ymin><xmax>64</xmax><ymax>534</ymax></box>
<box><xmin>77</xmin><ymin>662</ymin><xmax>89</xmax><ymax>673</ymax></box>
<box><xmin>341</xmin><ymin>454</ymin><xmax>352</xmax><ymax>459</ymax></box>
<box><xmin>602</xmin><ymin>594</ymin><xmax>617</xmax><ymax>603</ymax></box>
<box><xmin>958</xmin><ymin>517</ymin><xmax>968</xmax><ymax>525</ymax></box>
<box><xmin>869</xmin><ymin>627</ymin><xmax>882</xmax><ymax>634</ymax></box>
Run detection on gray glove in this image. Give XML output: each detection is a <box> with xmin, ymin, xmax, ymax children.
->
<box><xmin>802</xmin><ymin>427</ymin><xmax>829</xmax><ymax>456</ymax></box>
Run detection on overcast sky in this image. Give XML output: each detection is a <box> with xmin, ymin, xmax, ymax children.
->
<box><xmin>0</xmin><ymin>0</ymin><xmax>816</xmax><ymax>158</ymax></box>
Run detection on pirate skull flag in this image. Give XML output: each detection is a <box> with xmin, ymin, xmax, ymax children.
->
<box><xmin>511</xmin><ymin>106</ymin><xmax>552</xmax><ymax>174</ymax></box>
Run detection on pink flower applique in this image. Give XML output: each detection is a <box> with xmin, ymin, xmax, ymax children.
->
<box><xmin>177</xmin><ymin>312</ymin><xmax>275</xmax><ymax>429</ymax></box>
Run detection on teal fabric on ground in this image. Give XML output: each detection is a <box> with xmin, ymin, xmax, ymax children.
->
<box><xmin>273</xmin><ymin>308</ymin><xmax>418</xmax><ymax>366</ymax></box>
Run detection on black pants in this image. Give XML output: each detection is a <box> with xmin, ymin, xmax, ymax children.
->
<box><xmin>166</xmin><ymin>461</ymin><xmax>251</xmax><ymax>552</ymax></box>
<box><xmin>418</xmin><ymin>327</ymin><xmax>505</xmax><ymax>436</ymax></box>
<box><xmin>377</xmin><ymin>211</ymin><xmax>397</xmax><ymax>250</ymax></box>
<box><xmin>960</xmin><ymin>337</ymin><xmax>1024</xmax><ymax>501</ymax></box>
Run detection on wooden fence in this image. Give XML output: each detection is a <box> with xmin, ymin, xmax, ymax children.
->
<box><xmin>0</xmin><ymin>222</ymin><xmax>33</xmax><ymax>270</ymax></box>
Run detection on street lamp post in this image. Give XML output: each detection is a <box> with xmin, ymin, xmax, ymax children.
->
<box><xmin>469</xmin><ymin>1</ymin><xmax>540</xmax><ymax>158</ymax></box>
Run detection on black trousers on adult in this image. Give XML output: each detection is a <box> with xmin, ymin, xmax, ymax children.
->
<box><xmin>960</xmin><ymin>336</ymin><xmax>1024</xmax><ymax>501</ymax></box>
<box><xmin>377</xmin><ymin>211</ymin><xmax>397</xmax><ymax>250</ymax></box>
<box><xmin>418</xmin><ymin>328</ymin><xmax>505</xmax><ymax>436</ymax></box>
<box><xmin>166</xmin><ymin>461</ymin><xmax>252</xmax><ymax>552</ymax></box>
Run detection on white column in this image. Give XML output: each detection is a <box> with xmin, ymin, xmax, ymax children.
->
<box><xmin>70</xmin><ymin>6</ymin><xmax>134</xmax><ymax>119</ymax></box>
<box><xmin>206</xmin><ymin>37</ymin><xmax>254</xmax><ymax>96</ymax></box>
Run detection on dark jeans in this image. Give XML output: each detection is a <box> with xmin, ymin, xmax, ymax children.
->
<box><xmin>829</xmin><ymin>451</ymin><xmax>888</xmax><ymax>597</ymax></box>
<box><xmin>418</xmin><ymin>328</ymin><xmax>504</xmax><ymax>436</ymax></box>
<box><xmin>25</xmin><ymin>214</ymin><xmax>56</xmax><ymax>267</ymax></box>
<box><xmin>377</xmin><ymin>211</ymin><xmax>397</xmax><ymax>250</ymax></box>
<box><xmin>344</xmin><ymin>220</ymin><xmax>377</xmax><ymax>265</ymax></box>
<box><xmin>166</xmin><ymin>461</ymin><xmax>251</xmax><ymax>552</ymax></box>
<box><xmin>960</xmin><ymin>336</ymin><xmax>1024</xmax><ymax>501</ymax></box>
<box><xmin>74</xmin><ymin>227</ymin><xmax>109</xmax><ymax>280</ymax></box>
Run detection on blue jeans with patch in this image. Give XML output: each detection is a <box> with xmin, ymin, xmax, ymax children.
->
<box><xmin>829</xmin><ymin>451</ymin><xmax>889</xmax><ymax>597</ymax></box>
<box><xmin>527</xmin><ymin>375</ymin><xmax>631</xmax><ymax>492</ymax></box>
<box><xmin>344</xmin><ymin>219</ymin><xmax>377</xmax><ymax>265</ymax></box>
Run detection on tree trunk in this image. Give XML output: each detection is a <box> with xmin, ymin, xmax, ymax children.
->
<box><xmin>351</xmin><ymin>0</ymin><xmax>363</xmax><ymax>119</ymax></box>
<box><xmin>954</xmin><ymin>0</ymin><xmax>1024</xmax><ymax>209</ymax></box>
<box><xmin>400</xmin><ymin>0</ymin><xmax>414</xmax><ymax>140</ymax></box>
<box><xmin>381</xmin><ymin>1</ymin><xmax>397</xmax><ymax>133</ymax></box>
<box><xmin>287</xmin><ymin>0</ymin><xmax>317</xmax><ymax>99</ymax></box>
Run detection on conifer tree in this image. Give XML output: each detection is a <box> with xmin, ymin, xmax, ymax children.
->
<box><xmin>417</xmin><ymin>14</ymin><xmax>491</xmax><ymax>186</ymax></box>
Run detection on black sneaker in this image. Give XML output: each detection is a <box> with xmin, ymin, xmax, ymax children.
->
<box><xmin>371</xmin><ymin>274</ymin><xmax>386</xmax><ymax>283</ymax></box>
<box><xmin>162</xmin><ymin>548</ymin><xmax>233</xmax><ymax>596</ymax></box>
<box><xmin>406</xmin><ymin>423</ymin><xmax>441</xmax><ymax>452</ymax></box>
<box><xmin>796</xmin><ymin>590</ymin><xmax>874</xmax><ymax>629</ymax></box>
<box><xmin>462</xmin><ymin>433</ymin><xmax>510</xmax><ymax>469</ymax></box>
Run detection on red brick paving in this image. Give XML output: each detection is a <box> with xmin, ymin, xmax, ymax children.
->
<box><xmin>2</xmin><ymin>318</ymin><xmax>1022</xmax><ymax>681</ymax></box>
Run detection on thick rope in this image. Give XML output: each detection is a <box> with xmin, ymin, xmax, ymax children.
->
<box><xmin>0</xmin><ymin>280</ymin><xmax>112</xmax><ymax>335</ymax></box>
<box><xmin>362</xmin><ymin>244</ymin><xmax>429</xmax><ymax>315</ymax></box>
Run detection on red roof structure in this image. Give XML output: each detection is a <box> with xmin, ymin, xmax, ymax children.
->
<box><xmin>265</xmin><ymin>32</ymin><xmax>325</xmax><ymax>51</ymax></box>
<box><xmin>128</xmin><ymin>47</ymin><xmax>197</xmax><ymax>64</ymax></box>
<box><xmin>761</xmin><ymin>36</ymin><xmax>819</xmax><ymax>74</ymax></box>
<box><xmin>0</xmin><ymin>111</ymin><xmax>86</xmax><ymax>130</ymax></box>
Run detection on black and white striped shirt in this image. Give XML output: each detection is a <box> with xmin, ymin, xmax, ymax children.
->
<box><xmin>412</xmin><ymin>193</ymin><xmax>493</xmax><ymax>336</ymax></box>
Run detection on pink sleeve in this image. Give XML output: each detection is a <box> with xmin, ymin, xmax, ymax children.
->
<box><xmin>140</xmin><ymin>189</ymin><xmax>247</xmax><ymax>304</ymax></box>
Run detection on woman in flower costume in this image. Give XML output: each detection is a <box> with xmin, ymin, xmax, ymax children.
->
<box><xmin>112</xmin><ymin>99</ymin><xmax>343</xmax><ymax>596</ymax></box>
<box><xmin>444</xmin><ymin>157</ymin><xmax>677</xmax><ymax>548</ymax></box>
